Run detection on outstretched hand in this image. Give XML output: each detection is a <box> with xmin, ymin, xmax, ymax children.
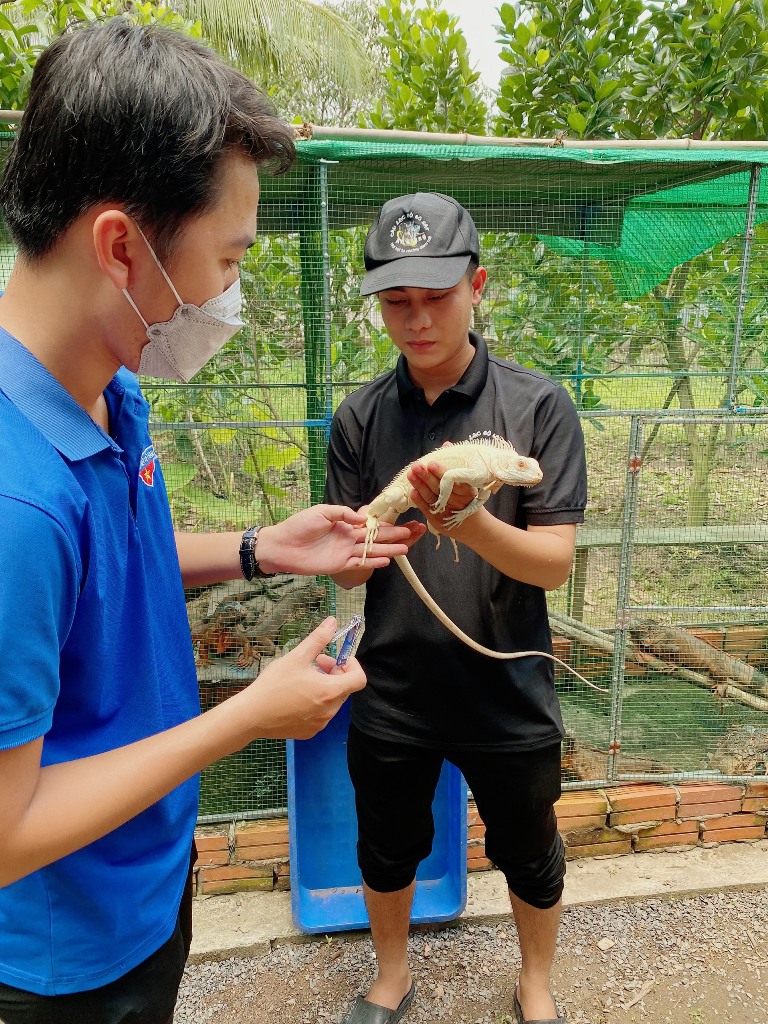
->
<box><xmin>259</xmin><ymin>504</ymin><xmax>415</xmax><ymax>576</ymax></box>
<box><xmin>235</xmin><ymin>617</ymin><xmax>366</xmax><ymax>740</ymax></box>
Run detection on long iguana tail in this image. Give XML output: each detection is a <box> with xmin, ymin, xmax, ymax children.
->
<box><xmin>393</xmin><ymin>555</ymin><xmax>608</xmax><ymax>694</ymax></box>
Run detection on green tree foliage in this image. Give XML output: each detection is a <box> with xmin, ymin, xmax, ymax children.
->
<box><xmin>491</xmin><ymin>0</ymin><xmax>768</xmax><ymax>524</ymax></box>
<box><xmin>0</xmin><ymin>0</ymin><xmax>370</xmax><ymax>110</ymax></box>
<box><xmin>175</xmin><ymin>0</ymin><xmax>369</xmax><ymax>95</ymax></box>
<box><xmin>364</xmin><ymin>0</ymin><xmax>488</xmax><ymax>133</ymax></box>
<box><xmin>0</xmin><ymin>0</ymin><xmax>200</xmax><ymax>111</ymax></box>
<box><xmin>271</xmin><ymin>0</ymin><xmax>386</xmax><ymax>127</ymax></box>
<box><xmin>0</xmin><ymin>9</ymin><xmax>37</xmax><ymax>111</ymax></box>
<box><xmin>494</xmin><ymin>0</ymin><xmax>768</xmax><ymax>141</ymax></box>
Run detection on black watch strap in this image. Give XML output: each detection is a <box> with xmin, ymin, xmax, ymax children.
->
<box><xmin>239</xmin><ymin>525</ymin><xmax>276</xmax><ymax>581</ymax></box>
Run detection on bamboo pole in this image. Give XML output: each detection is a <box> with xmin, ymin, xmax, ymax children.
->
<box><xmin>548</xmin><ymin>611</ymin><xmax>616</xmax><ymax>654</ymax></box>
<box><xmin>6</xmin><ymin>111</ymin><xmax>768</xmax><ymax>150</ymax></box>
<box><xmin>302</xmin><ymin>125</ymin><xmax>768</xmax><ymax>152</ymax></box>
<box><xmin>548</xmin><ymin>611</ymin><xmax>768</xmax><ymax>712</ymax></box>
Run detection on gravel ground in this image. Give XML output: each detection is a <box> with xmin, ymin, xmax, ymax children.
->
<box><xmin>175</xmin><ymin>886</ymin><xmax>768</xmax><ymax>1024</ymax></box>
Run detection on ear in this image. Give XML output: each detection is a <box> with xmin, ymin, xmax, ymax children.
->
<box><xmin>470</xmin><ymin>266</ymin><xmax>487</xmax><ymax>306</ymax></box>
<box><xmin>92</xmin><ymin>209</ymin><xmax>138</xmax><ymax>292</ymax></box>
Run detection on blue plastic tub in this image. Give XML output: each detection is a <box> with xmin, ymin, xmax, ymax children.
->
<box><xmin>286</xmin><ymin>699</ymin><xmax>468</xmax><ymax>934</ymax></box>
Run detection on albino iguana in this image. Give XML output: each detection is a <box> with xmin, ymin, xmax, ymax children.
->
<box><xmin>360</xmin><ymin>433</ymin><xmax>599</xmax><ymax>691</ymax></box>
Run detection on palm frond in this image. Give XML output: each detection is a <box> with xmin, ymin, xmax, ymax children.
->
<box><xmin>180</xmin><ymin>0</ymin><xmax>368</xmax><ymax>93</ymax></box>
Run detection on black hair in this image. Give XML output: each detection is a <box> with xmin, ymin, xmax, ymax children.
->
<box><xmin>466</xmin><ymin>256</ymin><xmax>480</xmax><ymax>281</ymax></box>
<box><xmin>0</xmin><ymin>17</ymin><xmax>295</xmax><ymax>261</ymax></box>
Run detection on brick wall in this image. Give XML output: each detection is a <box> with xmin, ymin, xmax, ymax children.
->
<box><xmin>193</xmin><ymin>781</ymin><xmax>768</xmax><ymax>897</ymax></box>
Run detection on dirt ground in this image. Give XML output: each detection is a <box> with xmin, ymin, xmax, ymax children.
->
<box><xmin>175</xmin><ymin>886</ymin><xmax>768</xmax><ymax>1024</ymax></box>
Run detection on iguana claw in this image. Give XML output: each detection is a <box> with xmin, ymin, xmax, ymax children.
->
<box><xmin>362</xmin><ymin>516</ymin><xmax>379</xmax><ymax>565</ymax></box>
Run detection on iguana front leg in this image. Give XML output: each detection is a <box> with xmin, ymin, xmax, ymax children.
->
<box><xmin>362</xmin><ymin>482</ymin><xmax>412</xmax><ymax>563</ymax></box>
<box><xmin>415</xmin><ymin>467</ymin><xmax>494</xmax><ymax>562</ymax></box>
<box><xmin>431</xmin><ymin>468</ymin><xmax>501</xmax><ymax>533</ymax></box>
<box><xmin>441</xmin><ymin>485</ymin><xmax>497</xmax><ymax>530</ymax></box>
<box><xmin>430</xmin><ymin>466</ymin><xmax>494</xmax><ymax>517</ymax></box>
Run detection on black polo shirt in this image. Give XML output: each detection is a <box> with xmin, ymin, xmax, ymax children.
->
<box><xmin>324</xmin><ymin>333</ymin><xmax>587</xmax><ymax>752</ymax></box>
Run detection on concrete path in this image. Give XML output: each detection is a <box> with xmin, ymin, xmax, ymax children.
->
<box><xmin>189</xmin><ymin>838</ymin><xmax>768</xmax><ymax>963</ymax></box>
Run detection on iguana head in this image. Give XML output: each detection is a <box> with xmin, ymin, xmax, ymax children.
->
<box><xmin>494</xmin><ymin>451</ymin><xmax>543</xmax><ymax>487</ymax></box>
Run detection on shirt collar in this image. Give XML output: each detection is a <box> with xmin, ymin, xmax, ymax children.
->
<box><xmin>0</xmin><ymin>327</ymin><xmax>121</xmax><ymax>461</ymax></box>
<box><xmin>395</xmin><ymin>331</ymin><xmax>489</xmax><ymax>405</ymax></box>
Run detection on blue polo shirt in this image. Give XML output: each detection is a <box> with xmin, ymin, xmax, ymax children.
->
<box><xmin>0</xmin><ymin>328</ymin><xmax>200</xmax><ymax>995</ymax></box>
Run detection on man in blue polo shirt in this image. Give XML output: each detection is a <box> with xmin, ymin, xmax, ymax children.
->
<box><xmin>0</xmin><ymin>19</ymin><xmax>413</xmax><ymax>1024</ymax></box>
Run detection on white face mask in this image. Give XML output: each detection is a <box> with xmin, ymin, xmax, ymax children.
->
<box><xmin>123</xmin><ymin>224</ymin><xmax>244</xmax><ymax>382</ymax></box>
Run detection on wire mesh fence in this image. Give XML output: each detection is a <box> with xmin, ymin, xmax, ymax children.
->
<box><xmin>2</xmin><ymin>131</ymin><xmax>768</xmax><ymax>823</ymax></box>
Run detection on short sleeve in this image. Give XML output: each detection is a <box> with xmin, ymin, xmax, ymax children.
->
<box><xmin>324</xmin><ymin>405</ymin><xmax>363</xmax><ymax>509</ymax></box>
<box><xmin>0</xmin><ymin>496</ymin><xmax>79</xmax><ymax>750</ymax></box>
<box><xmin>522</xmin><ymin>384</ymin><xmax>588</xmax><ymax>525</ymax></box>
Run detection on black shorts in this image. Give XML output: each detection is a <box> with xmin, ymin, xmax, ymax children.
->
<box><xmin>347</xmin><ymin>725</ymin><xmax>564</xmax><ymax>910</ymax></box>
<box><xmin>0</xmin><ymin>844</ymin><xmax>196</xmax><ymax>1024</ymax></box>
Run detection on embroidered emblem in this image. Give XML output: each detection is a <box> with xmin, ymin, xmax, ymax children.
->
<box><xmin>139</xmin><ymin>444</ymin><xmax>157</xmax><ymax>487</ymax></box>
<box><xmin>390</xmin><ymin>211</ymin><xmax>432</xmax><ymax>253</ymax></box>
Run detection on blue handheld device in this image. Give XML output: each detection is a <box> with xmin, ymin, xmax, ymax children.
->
<box><xmin>332</xmin><ymin>614</ymin><xmax>364</xmax><ymax>666</ymax></box>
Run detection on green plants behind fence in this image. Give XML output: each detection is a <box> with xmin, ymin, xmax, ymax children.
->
<box><xmin>2</xmin><ymin>130</ymin><xmax>768</xmax><ymax>821</ymax></box>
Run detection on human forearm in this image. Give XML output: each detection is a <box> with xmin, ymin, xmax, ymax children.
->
<box><xmin>452</xmin><ymin>511</ymin><xmax>576</xmax><ymax>590</ymax></box>
<box><xmin>1</xmin><ymin>699</ymin><xmax>245</xmax><ymax>886</ymax></box>
<box><xmin>175</xmin><ymin>508</ymin><xmax>414</xmax><ymax>587</ymax></box>
<box><xmin>332</xmin><ymin>566</ymin><xmax>374</xmax><ymax>590</ymax></box>
<box><xmin>0</xmin><ymin>619</ymin><xmax>365</xmax><ymax>887</ymax></box>
<box><xmin>175</xmin><ymin>530</ymin><xmax>242</xmax><ymax>587</ymax></box>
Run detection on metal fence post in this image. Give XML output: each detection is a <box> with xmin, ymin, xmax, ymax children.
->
<box><xmin>607</xmin><ymin>414</ymin><xmax>644</xmax><ymax>781</ymax></box>
<box><xmin>298</xmin><ymin>164</ymin><xmax>330</xmax><ymax>505</ymax></box>
<box><xmin>728</xmin><ymin>163</ymin><xmax>761</xmax><ymax>410</ymax></box>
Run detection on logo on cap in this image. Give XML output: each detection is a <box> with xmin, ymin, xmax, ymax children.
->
<box><xmin>390</xmin><ymin>211</ymin><xmax>432</xmax><ymax>254</ymax></box>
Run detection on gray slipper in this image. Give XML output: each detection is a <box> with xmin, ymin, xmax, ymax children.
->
<box><xmin>343</xmin><ymin>983</ymin><xmax>416</xmax><ymax>1024</ymax></box>
<box><xmin>513</xmin><ymin>985</ymin><xmax>566</xmax><ymax>1024</ymax></box>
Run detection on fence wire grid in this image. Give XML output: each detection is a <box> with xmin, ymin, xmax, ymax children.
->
<box><xmin>2</xmin><ymin>133</ymin><xmax>768</xmax><ymax>823</ymax></box>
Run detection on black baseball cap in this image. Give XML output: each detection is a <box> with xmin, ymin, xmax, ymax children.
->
<box><xmin>360</xmin><ymin>192</ymin><xmax>480</xmax><ymax>296</ymax></box>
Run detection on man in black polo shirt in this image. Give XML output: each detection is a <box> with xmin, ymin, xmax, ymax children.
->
<box><xmin>325</xmin><ymin>192</ymin><xmax>587</xmax><ymax>1024</ymax></box>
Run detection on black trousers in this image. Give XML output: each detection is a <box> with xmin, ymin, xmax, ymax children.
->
<box><xmin>347</xmin><ymin>725</ymin><xmax>565</xmax><ymax>909</ymax></box>
<box><xmin>0</xmin><ymin>845</ymin><xmax>195</xmax><ymax>1024</ymax></box>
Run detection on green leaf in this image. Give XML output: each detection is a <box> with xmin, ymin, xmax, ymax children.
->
<box><xmin>567</xmin><ymin>109</ymin><xmax>587</xmax><ymax>133</ymax></box>
<box><xmin>209</xmin><ymin>428</ymin><xmax>237</xmax><ymax>444</ymax></box>
<box><xmin>515</xmin><ymin>23</ymin><xmax>531</xmax><ymax>46</ymax></box>
<box><xmin>174</xmin><ymin>434</ymin><xmax>196</xmax><ymax>460</ymax></box>
<box><xmin>595</xmin><ymin>79</ymin><xmax>620</xmax><ymax>101</ymax></box>
<box><xmin>244</xmin><ymin>445</ymin><xmax>302</xmax><ymax>475</ymax></box>
<box><xmin>499</xmin><ymin>3</ymin><xmax>516</xmax><ymax>30</ymax></box>
<box><xmin>261</xmin><ymin>483</ymin><xmax>289</xmax><ymax>500</ymax></box>
<box><xmin>160</xmin><ymin>462</ymin><xmax>197</xmax><ymax>493</ymax></box>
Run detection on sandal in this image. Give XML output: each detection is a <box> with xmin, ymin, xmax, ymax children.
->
<box><xmin>343</xmin><ymin>983</ymin><xmax>416</xmax><ymax>1024</ymax></box>
<box><xmin>513</xmin><ymin>984</ymin><xmax>566</xmax><ymax>1024</ymax></box>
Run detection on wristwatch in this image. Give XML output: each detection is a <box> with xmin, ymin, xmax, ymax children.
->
<box><xmin>239</xmin><ymin>525</ymin><xmax>276</xmax><ymax>581</ymax></box>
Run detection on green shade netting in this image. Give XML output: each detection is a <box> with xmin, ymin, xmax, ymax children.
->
<box><xmin>539</xmin><ymin>168</ymin><xmax>768</xmax><ymax>300</ymax></box>
<box><xmin>260</xmin><ymin>139</ymin><xmax>768</xmax><ymax>300</ymax></box>
<box><xmin>4</xmin><ymin>133</ymin><xmax>768</xmax><ymax>299</ymax></box>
